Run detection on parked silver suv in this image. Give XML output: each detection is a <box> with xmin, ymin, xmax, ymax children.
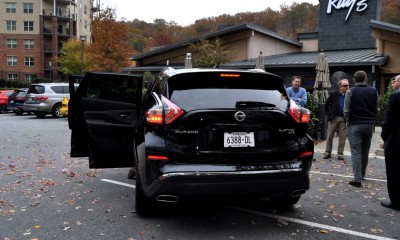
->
<box><xmin>24</xmin><ymin>83</ymin><xmax>78</xmax><ymax>118</ymax></box>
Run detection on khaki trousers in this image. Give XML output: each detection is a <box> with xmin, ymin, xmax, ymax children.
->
<box><xmin>324</xmin><ymin>116</ymin><xmax>347</xmax><ymax>156</ymax></box>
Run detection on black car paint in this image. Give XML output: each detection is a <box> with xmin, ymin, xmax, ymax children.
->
<box><xmin>69</xmin><ymin>69</ymin><xmax>314</xmax><ymax>213</ymax></box>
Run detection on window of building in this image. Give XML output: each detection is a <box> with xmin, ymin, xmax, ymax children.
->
<box><xmin>24</xmin><ymin>21</ymin><xmax>34</xmax><ymax>31</ymax></box>
<box><xmin>24</xmin><ymin>39</ymin><xmax>34</xmax><ymax>49</ymax></box>
<box><xmin>84</xmin><ymin>20</ymin><xmax>88</xmax><ymax>29</ymax></box>
<box><xmin>6</xmin><ymin>2</ymin><xmax>16</xmax><ymax>13</ymax></box>
<box><xmin>23</xmin><ymin>3</ymin><xmax>33</xmax><ymax>13</ymax></box>
<box><xmin>6</xmin><ymin>20</ymin><xmax>17</xmax><ymax>31</ymax></box>
<box><xmin>84</xmin><ymin>5</ymin><xmax>87</xmax><ymax>14</ymax></box>
<box><xmin>8</xmin><ymin>74</ymin><xmax>18</xmax><ymax>81</ymax></box>
<box><xmin>25</xmin><ymin>74</ymin><xmax>34</xmax><ymax>82</ymax></box>
<box><xmin>24</xmin><ymin>57</ymin><xmax>35</xmax><ymax>67</ymax></box>
<box><xmin>7</xmin><ymin>39</ymin><xmax>17</xmax><ymax>48</ymax></box>
<box><xmin>7</xmin><ymin>56</ymin><xmax>17</xmax><ymax>66</ymax></box>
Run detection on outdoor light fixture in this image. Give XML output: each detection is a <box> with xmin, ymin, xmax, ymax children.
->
<box><xmin>80</xmin><ymin>34</ymin><xmax>87</xmax><ymax>75</ymax></box>
<box><xmin>49</xmin><ymin>61</ymin><xmax>52</xmax><ymax>81</ymax></box>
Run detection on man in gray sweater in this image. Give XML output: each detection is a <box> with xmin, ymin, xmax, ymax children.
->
<box><xmin>344</xmin><ymin>70</ymin><xmax>378</xmax><ymax>188</ymax></box>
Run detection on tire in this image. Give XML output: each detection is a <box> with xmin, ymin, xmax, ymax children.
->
<box><xmin>51</xmin><ymin>103</ymin><xmax>63</xmax><ymax>118</ymax></box>
<box><xmin>34</xmin><ymin>112</ymin><xmax>47</xmax><ymax>118</ymax></box>
<box><xmin>135</xmin><ymin>173</ymin><xmax>158</xmax><ymax>216</ymax></box>
<box><xmin>0</xmin><ymin>104</ymin><xmax>6</xmax><ymax>113</ymax></box>
<box><xmin>15</xmin><ymin>110</ymin><xmax>23</xmax><ymax>116</ymax></box>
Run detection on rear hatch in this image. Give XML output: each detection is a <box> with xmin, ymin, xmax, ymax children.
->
<box><xmin>162</xmin><ymin>71</ymin><xmax>307</xmax><ymax>163</ymax></box>
<box><xmin>25</xmin><ymin>84</ymin><xmax>46</xmax><ymax>104</ymax></box>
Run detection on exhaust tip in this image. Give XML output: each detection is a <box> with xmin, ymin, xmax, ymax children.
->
<box><xmin>292</xmin><ymin>189</ymin><xmax>306</xmax><ymax>197</ymax></box>
<box><xmin>156</xmin><ymin>195</ymin><xmax>179</xmax><ymax>203</ymax></box>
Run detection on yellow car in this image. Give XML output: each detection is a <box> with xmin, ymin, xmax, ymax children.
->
<box><xmin>60</xmin><ymin>97</ymin><xmax>69</xmax><ymax>116</ymax></box>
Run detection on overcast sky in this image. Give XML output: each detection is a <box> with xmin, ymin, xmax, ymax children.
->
<box><xmin>101</xmin><ymin>0</ymin><xmax>319</xmax><ymax>26</ymax></box>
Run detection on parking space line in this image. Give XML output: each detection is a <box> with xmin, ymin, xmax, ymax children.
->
<box><xmin>223</xmin><ymin>205</ymin><xmax>396</xmax><ymax>240</ymax></box>
<box><xmin>311</xmin><ymin>171</ymin><xmax>387</xmax><ymax>183</ymax></box>
<box><xmin>102</xmin><ymin>178</ymin><xmax>393</xmax><ymax>239</ymax></box>
<box><xmin>101</xmin><ymin>178</ymin><xmax>135</xmax><ymax>188</ymax></box>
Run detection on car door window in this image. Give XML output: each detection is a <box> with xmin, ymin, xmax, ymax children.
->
<box><xmin>86</xmin><ymin>74</ymin><xmax>140</xmax><ymax>103</ymax></box>
<box><xmin>51</xmin><ymin>86</ymin><xmax>64</xmax><ymax>94</ymax></box>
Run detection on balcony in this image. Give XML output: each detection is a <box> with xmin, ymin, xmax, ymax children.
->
<box><xmin>43</xmin><ymin>0</ymin><xmax>76</xmax><ymax>5</ymax></box>
<box><xmin>43</xmin><ymin>27</ymin><xmax>71</xmax><ymax>36</ymax></box>
<box><xmin>43</xmin><ymin>9</ymin><xmax>77</xmax><ymax>20</ymax></box>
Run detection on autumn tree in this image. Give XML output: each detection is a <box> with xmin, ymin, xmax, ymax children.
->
<box><xmin>87</xmin><ymin>7</ymin><xmax>134</xmax><ymax>72</ymax></box>
<box><xmin>381</xmin><ymin>0</ymin><xmax>400</xmax><ymax>25</ymax></box>
<box><xmin>279</xmin><ymin>2</ymin><xmax>319</xmax><ymax>39</ymax></box>
<box><xmin>57</xmin><ymin>38</ymin><xmax>89</xmax><ymax>74</ymax></box>
<box><xmin>188</xmin><ymin>38</ymin><xmax>231</xmax><ymax>68</ymax></box>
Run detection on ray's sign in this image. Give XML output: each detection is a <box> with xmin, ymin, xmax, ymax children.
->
<box><xmin>327</xmin><ymin>0</ymin><xmax>368</xmax><ymax>21</ymax></box>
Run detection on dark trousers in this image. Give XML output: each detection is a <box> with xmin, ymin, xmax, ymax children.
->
<box><xmin>384</xmin><ymin>150</ymin><xmax>400</xmax><ymax>205</ymax></box>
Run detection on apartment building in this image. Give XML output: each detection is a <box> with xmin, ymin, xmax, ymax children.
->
<box><xmin>0</xmin><ymin>0</ymin><xmax>99</xmax><ymax>82</ymax></box>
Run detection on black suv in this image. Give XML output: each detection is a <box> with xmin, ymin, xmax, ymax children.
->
<box><xmin>68</xmin><ymin>69</ymin><xmax>314</xmax><ymax>215</ymax></box>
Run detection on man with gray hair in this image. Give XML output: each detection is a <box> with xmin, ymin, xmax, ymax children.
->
<box><xmin>344</xmin><ymin>70</ymin><xmax>378</xmax><ymax>188</ymax></box>
<box><xmin>323</xmin><ymin>79</ymin><xmax>349</xmax><ymax>160</ymax></box>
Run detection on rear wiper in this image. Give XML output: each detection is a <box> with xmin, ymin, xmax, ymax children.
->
<box><xmin>235</xmin><ymin>101</ymin><xmax>276</xmax><ymax>109</ymax></box>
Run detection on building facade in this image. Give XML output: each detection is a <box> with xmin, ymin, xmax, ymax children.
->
<box><xmin>0</xmin><ymin>0</ymin><xmax>99</xmax><ymax>83</ymax></box>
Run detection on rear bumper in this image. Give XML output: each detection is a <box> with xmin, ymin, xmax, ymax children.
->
<box><xmin>142</xmin><ymin>167</ymin><xmax>310</xmax><ymax>201</ymax></box>
<box><xmin>23</xmin><ymin>103</ymin><xmax>51</xmax><ymax>113</ymax></box>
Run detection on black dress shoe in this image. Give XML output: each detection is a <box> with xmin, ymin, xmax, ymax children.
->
<box><xmin>323</xmin><ymin>154</ymin><xmax>331</xmax><ymax>159</ymax></box>
<box><xmin>381</xmin><ymin>201</ymin><xmax>400</xmax><ymax>211</ymax></box>
<box><xmin>348</xmin><ymin>180</ymin><xmax>361</xmax><ymax>187</ymax></box>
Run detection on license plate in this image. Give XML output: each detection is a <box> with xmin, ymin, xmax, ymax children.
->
<box><xmin>10</xmin><ymin>100</ymin><xmax>14</xmax><ymax>103</ymax></box>
<box><xmin>224</xmin><ymin>132</ymin><xmax>255</xmax><ymax>147</ymax></box>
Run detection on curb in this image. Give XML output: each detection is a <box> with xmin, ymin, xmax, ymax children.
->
<box><xmin>375</xmin><ymin>148</ymin><xmax>384</xmax><ymax>156</ymax></box>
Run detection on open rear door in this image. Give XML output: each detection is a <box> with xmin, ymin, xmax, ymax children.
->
<box><xmin>68</xmin><ymin>72</ymin><xmax>143</xmax><ymax>168</ymax></box>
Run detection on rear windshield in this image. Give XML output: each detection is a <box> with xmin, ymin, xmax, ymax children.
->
<box><xmin>17</xmin><ymin>91</ymin><xmax>27</xmax><ymax>97</ymax></box>
<box><xmin>28</xmin><ymin>85</ymin><xmax>45</xmax><ymax>94</ymax></box>
<box><xmin>168</xmin><ymin>72</ymin><xmax>288</xmax><ymax>111</ymax></box>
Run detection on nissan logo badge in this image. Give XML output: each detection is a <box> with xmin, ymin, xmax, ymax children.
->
<box><xmin>234</xmin><ymin>111</ymin><xmax>246</xmax><ymax>122</ymax></box>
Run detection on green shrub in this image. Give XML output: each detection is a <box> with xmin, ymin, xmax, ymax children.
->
<box><xmin>304</xmin><ymin>92</ymin><xmax>319</xmax><ymax>136</ymax></box>
<box><xmin>376</xmin><ymin>78</ymin><xmax>395</xmax><ymax>126</ymax></box>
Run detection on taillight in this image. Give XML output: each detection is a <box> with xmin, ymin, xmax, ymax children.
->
<box><xmin>147</xmin><ymin>155</ymin><xmax>169</xmax><ymax>161</ymax></box>
<box><xmin>146</xmin><ymin>95</ymin><xmax>183</xmax><ymax>125</ymax></box>
<box><xmin>36</xmin><ymin>96</ymin><xmax>48</xmax><ymax>101</ymax></box>
<box><xmin>288</xmin><ymin>100</ymin><xmax>310</xmax><ymax>123</ymax></box>
<box><xmin>300</xmin><ymin>151</ymin><xmax>313</xmax><ymax>157</ymax></box>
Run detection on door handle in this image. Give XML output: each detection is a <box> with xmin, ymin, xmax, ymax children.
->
<box><xmin>120</xmin><ymin>112</ymin><xmax>130</xmax><ymax>118</ymax></box>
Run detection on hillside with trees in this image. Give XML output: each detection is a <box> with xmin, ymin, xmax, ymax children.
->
<box><xmin>57</xmin><ymin>1</ymin><xmax>400</xmax><ymax>74</ymax></box>
<box><xmin>121</xmin><ymin>0</ymin><xmax>399</xmax><ymax>55</ymax></box>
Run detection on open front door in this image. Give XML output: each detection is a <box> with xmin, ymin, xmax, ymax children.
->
<box><xmin>68</xmin><ymin>72</ymin><xmax>143</xmax><ymax>168</ymax></box>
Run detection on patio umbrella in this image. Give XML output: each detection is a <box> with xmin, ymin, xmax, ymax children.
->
<box><xmin>313</xmin><ymin>52</ymin><xmax>331</xmax><ymax>103</ymax></box>
<box><xmin>184</xmin><ymin>53</ymin><xmax>192</xmax><ymax>68</ymax></box>
<box><xmin>255</xmin><ymin>52</ymin><xmax>265</xmax><ymax>71</ymax></box>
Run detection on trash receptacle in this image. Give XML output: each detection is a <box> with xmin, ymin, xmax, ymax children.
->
<box><xmin>317</xmin><ymin>103</ymin><xmax>328</xmax><ymax>140</ymax></box>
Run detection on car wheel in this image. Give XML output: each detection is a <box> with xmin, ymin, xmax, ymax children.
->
<box><xmin>34</xmin><ymin>112</ymin><xmax>47</xmax><ymax>118</ymax></box>
<box><xmin>0</xmin><ymin>104</ymin><xmax>6</xmax><ymax>113</ymax></box>
<box><xmin>135</xmin><ymin>173</ymin><xmax>158</xmax><ymax>216</ymax></box>
<box><xmin>15</xmin><ymin>110</ymin><xmax>23</xmax><ymax>115</ymax></box>
<box><xmin>52</xmin><ymin>103</ymin><xmax>63</xmax><ymax>118</ymax></box>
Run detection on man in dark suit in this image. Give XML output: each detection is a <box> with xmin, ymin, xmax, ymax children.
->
<box><xmin>323</xmin><ymin>79</ymin><xmax>349</xmax><ymax>160</ymax></box>
<box><xmin>381</xmin><ymin>75</ymin><xmax>400</xmax><ymax>210</ymax></box>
